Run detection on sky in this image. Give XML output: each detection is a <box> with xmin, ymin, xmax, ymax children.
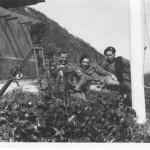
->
<box><xmin>30</xmin><ymin>0</ymin><xmax>150</xmax><ymax>73</ymax></box>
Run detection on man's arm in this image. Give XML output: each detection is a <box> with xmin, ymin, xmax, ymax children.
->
<box><xmin>93</xmin><ymin>64</ymin><xmax>110</xmax><ymax>76</ymax></box>
<box><xmin>72</xmin><ymin>66</ymin><xmax>87</xmax><ymax>91</ymax></box>
<box><xmin>94</xmin><ymin>64</ymin><xmax>118</xmax><ymax>81</ymax></box>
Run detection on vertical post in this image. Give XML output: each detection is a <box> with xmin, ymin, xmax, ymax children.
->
<box><xmin>129</xmin><ymin>0</ymin><xmax>146</xmax><ymax>123</ymax></box>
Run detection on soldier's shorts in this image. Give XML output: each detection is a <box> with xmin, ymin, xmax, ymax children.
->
<box><xmin>88</xmin><ymin>79</ymin><xmax>105</xmax><ymax>92</ymax></box>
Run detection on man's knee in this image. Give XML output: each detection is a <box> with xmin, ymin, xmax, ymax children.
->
<box><xmin>104</xmin><ymin>76</ymin><xmax>119</xmax><ymax>87</ymax></box>
<box><xmin>89</xmin><ymin>85</ymin><xmax>102</xmax><ymax>92</ymax></box>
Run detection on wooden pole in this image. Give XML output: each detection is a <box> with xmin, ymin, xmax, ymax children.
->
<box><xmin>129</xmin><ymin>0</ymin><xmax>146</xmax><ymax>123</ymax></box>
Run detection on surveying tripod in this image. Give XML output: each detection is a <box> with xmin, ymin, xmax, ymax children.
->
<box><xmin>0</xmin><ymin>46</ymin><xmax>49</xmax><ymax>98</ymax></box>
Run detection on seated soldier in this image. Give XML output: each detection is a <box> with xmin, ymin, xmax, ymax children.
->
<box><xmin>51</xmin><ymin>51</ymin><xmax>86</xmax><ymax>100</ymax></box>
<box><xmin>78</xmin><ymin>54</ymin><xmax>120</xmax><ymax>93</ymax></box>
<box><xmin>103</xmin><ymin>46</ymin><xmax>131</xmax><ymax>106</ymax></box>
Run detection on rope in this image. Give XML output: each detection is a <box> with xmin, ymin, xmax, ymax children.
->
<box><xmin>128</xmin><ymin>0</ymin><xmax>131</xmax><ymax>59</ymax></box>
<box><xmin>144</xmin><ymin>85</ymin><xmax>150</xmax><ymax>89</ymax></box>
<box><xmin>0</xmin><ymin>56</ymin><xmax>35</xmax><ymax>61</ymax></box>
<box><xmin>144</xmin><ymin>2</ymin><xmax>150</xmax><ymax>50</ymax></box>
<box><xmin>128</xmin><ymin>0</ymin><xmax>150</xmax><ymax>89</ymax></box>
<box><xmin>143</xmin><ymin>0</ymin><xmax>150</xmax><ymax>89</ymax></box>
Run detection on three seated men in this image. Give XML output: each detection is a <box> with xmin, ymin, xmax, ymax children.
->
<box><xmin>51</xmin><ymin>47</ymin><xmax>131</xmax><ymax>105</ymax></box>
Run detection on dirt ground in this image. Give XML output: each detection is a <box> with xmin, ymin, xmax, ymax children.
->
<box><xmin>0</xmin><ymin>79</ymin><xmax>39</xmax><ymax>95</ymax></box>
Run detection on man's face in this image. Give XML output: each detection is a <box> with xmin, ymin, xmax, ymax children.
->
<box><xmin>81</xmin><ymin>58</ymin><xmax>90</xmax><ymax>70</ymax></box>
<box><xmin>105</xmin><ymin>51</ymin><xmax>115</xmax><ymax>63</ymax></box>
<box><xmin>59</xmin><ymin>53</ymin><xmax>68</xmax><ymax>65</ymax></box>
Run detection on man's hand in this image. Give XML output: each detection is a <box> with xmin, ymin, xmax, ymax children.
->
<box><xmin>110</xmin><ymin>74</ymin><xmax>118</xmax><ymax>81</ymax></box>
<box><xmin>58</xmin><ymin>70</ymin><xmax>64</xmax><ymax>77</ymax></box>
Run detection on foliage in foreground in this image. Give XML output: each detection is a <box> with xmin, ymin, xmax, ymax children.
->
<box><xmin>0</xmin><ymin>89</ymin><xmax>150</xmax><ymax>142</ymax></box>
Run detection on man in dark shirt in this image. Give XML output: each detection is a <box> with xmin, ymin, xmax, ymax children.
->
<box><xmin>103</xmin><ymin>46</ymin><xmax>131</xmax><ymax>106</ymax></box>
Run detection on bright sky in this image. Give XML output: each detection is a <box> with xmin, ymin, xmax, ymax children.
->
<box><xmin>30</xmin><ymin>0</ymin><xmax>150</xmax><ymax>73</ymax></box>
<box><xmin>30</xmin><ymin>0</ymin><xmax>130</xmax><ymax>58</ymax></box>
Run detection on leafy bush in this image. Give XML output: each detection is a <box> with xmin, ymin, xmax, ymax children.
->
<box><xmin>0</xmin><ymin>89</ymin><xmax>150</xmax><ymax>142</ymax></box>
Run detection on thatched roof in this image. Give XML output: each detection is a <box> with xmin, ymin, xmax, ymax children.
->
<box><xmin>0</xmin><ymin>0</ymin><xmax>45</xmax><ymax>9</ymax></box>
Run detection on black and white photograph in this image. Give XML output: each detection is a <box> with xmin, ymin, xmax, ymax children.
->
<box><xmin>0</xmin><ymin>0</ymin><xmax>149</xmax><ymax>146</ymax></box>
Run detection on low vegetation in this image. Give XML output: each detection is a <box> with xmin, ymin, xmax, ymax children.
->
<box><xmin>0</xmin><ymin>85</ymin><xmax>150</xmax><ymax>142</ymax></box>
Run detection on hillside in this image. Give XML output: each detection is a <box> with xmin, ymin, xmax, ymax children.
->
<box><xmin>9</xmin><ymin>7</ymin><xmax>105</xmax><ymax>65</ymax></box>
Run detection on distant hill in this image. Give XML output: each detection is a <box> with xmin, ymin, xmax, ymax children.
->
<box><xmin>9</xmin><ymin>7</ymin><xmax>105</xmax><ymax>66</ymax></box>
